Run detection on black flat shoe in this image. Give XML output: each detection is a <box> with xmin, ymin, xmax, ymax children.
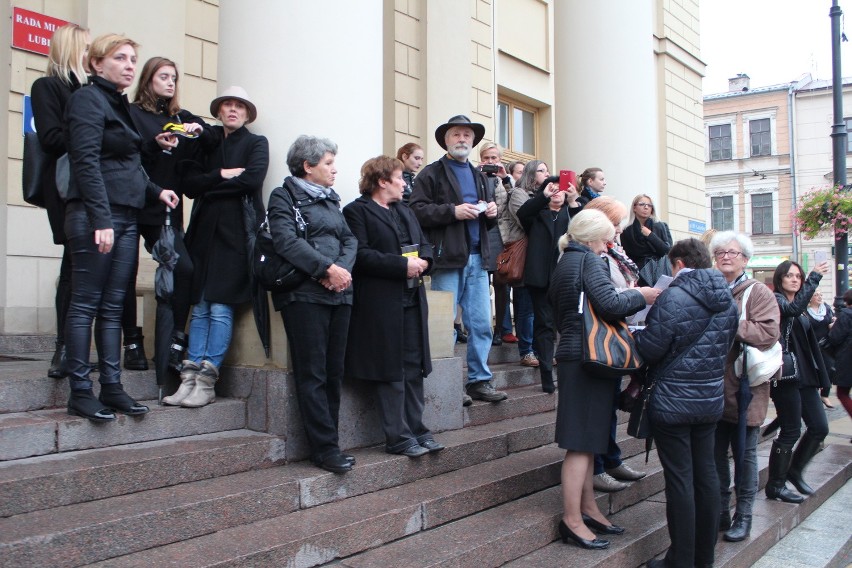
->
<box><xmin>542</xmin><ymin>384</ymin><xmax>555</xmax><ymax>394</ymax></box>
<box><xmin>68</xmin><ymin>389</ymin><xmax>116</xmax><ymax>422</ymax></box>
<box><xmin>342</xmin><ymin>453</ymin><xmax>356</xmax><ymax>465</ymax></box>
<box><xmin>398</xmin><ymin>445</ymin><xmax>429</xmax><ymax>458</ymax></box>
<box><xmin>420</xmin><ymin>439</ymin><xmax>446</xmax><ymax>453</ymax></box>
<box><xmin>558</xmin><ymin>520</ymin><xmax>610</xmax><ymax>549</ymax></box>
<box><xmin>98</xmin><ymin>384</ymin><xmax>149</xmax><ymax>416</ymax></box>
<box><xmin>582</xmin><ymin>513</ymin><xmax>625</xmax><ymax>535</ymax></box>
<box><xmin>315</xmin><ymin>454</ymin><xmax>353</xmax><ymax>474</ymax></box>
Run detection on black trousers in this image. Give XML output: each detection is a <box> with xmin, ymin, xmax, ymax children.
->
<box><xmin>281</xmin><ymin>302</ymin><xmax>351</xmax><ymax>463</ymax></box>
<box><xmin>528</xmin><ymin>285</ymin><xmax>554</xmax><ymax>388</ymax></box>
<box><xmin>652</xmin><ymin>421</ymin><xmax>720</xmax><ymax>568</ymax></box>
<box><xmin>770</xmin><ymin>380</ymin><xmax>829</xmax><ymax>450</ymax></box>
<box><xmin>64</xmin><ymin>203</ymin><xmax>138</xmax><ymax>390</ymax></box>
<box><xmin>122</xmin><ymin>223</ymin><xmax>194</xmax><ymax>334</ymax></box>
<box><xmin>373</xmin><ymin>305</ymin><xmax>432</xmax><ymax>452</ymax></box>
<box><xmin>55</xmin><ymin>246</ymin><xmax>72</xmax><ymax>344</ymax></box>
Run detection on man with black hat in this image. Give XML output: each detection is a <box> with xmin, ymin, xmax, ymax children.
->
<box><xmin>410</xmin><ymin>115</ymin><xmax>507</xmax><ymax>404</ymax></box>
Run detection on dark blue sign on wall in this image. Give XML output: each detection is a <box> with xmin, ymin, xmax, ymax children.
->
<box><xmin>23</xmin><ymin>95</ymin><xmax>35</xmax><ymax>135</ymax></box>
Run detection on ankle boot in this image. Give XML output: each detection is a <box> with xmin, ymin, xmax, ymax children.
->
<box><xmin>68</xmin><ymin>389</ymin><xmax>116</xmax><ymax>422</ymax></box>
<box><xmin>719</xmin><ymin>509</ymin><xmax>732</xmax><ymax>531</ymax></box>
<box><xmin>787</xmin><ymin>432</ymin><xmax>821</xmax><ymax>495</ymax></box>
<box><xmin>162</xmin><ymin>360</ymin><xmax>199</xmax><ymax>406</ymax></box>
<box><xmin>123</xmin><ymin>327</ymin><xmax>149</xmax><ymax>371</ymax></box>
<box><xmin>765</xmin><ymin>442</ymin><xmax>804</xmax><ymax>503</ymax></box>
<box><xmin>48</xmin><ymin>340</ymin><xmax>67</xmax><ymax>379</ymax></box>
<box><xmin>181</xmin><ymin>360</ymin><xmax>218</xmax><ymax>407</ymax></box>
<box><xmin>168</xmin><ymin>331</ymin><xmax>188</xmax><ymax>372</ymax></box>
<box><xmin>723</xmin><ymin>513</ymin><xmax>752</xmax><ymax>542</ymax></box>
<box><xmin>99</xmin><ymin>383</ymin><xmax>149</xmax><ymax>415</ymax></box>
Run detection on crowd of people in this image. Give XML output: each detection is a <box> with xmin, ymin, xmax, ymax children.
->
<box><xmin>29</xmin><ymin>24</ymin><xmax>850</xmax><ymax>567</ymax></box>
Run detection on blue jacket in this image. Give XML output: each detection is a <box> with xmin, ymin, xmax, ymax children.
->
<box><xmin>635</xmin><ymin>268</ymin><xmax>738</xmax><ymax>425</ymax></box>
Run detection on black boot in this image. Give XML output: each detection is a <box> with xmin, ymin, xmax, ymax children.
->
<box><xmin>99</xmin><ymin>383</ymin><xmax>149</xmax><ymax>415</ymax></box>
<box><xmin>719</xmin><ymin>509</ymin><xmax>732</xmax><ymax>531</ymax></box>
<box><xmin>68</xmin><ymin>389</ymin><xmax>116</xmax><ymax>422</ymax></box>
<box><xmin>723</xmin><ymin>513</ymin><xmax>752</xmax><ymax>542</ymax></box>
<box><xmin>765</xmin><ymin>442</ymin><xmax>804</xmax><ymax>503</ymax></box>
<box><xmin>48</xmin><ymin>340</ymin><xmax>67</xmax><ymax>379</ymax></box>
<box><xmin>454</xmin><ymin>323</ymin><xmax>468</xmax><ymax>344</ymax></box>
<box><xmin>168</xmin><ymin>331</ymin><xmax>188</xmax><ymax>372</ymax></box>
<box><xmin>123</xmin><ymin>327</ymin><xmax>149</xmax><ymax>370</ymax></box>
<box><xmin>788</xmin><ymin>432</ymin><xmax>821</xmax><ymax>495</ymax></box>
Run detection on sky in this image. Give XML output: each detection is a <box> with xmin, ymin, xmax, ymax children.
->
<box><xmin>700</xmin><ymin>0</ymin><xmax>852</xmax><ymax>94</ymax></box>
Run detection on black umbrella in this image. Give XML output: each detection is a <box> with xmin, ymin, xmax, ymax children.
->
<box><xmin>734</xmin><ymin>349</ymin><xmax>754</xmax><ymax>488</ymax></box>
<box><xmin>151</xmin><ymin>207</ymin><xmax>179</xmax><ymax>403</ymax></box>
<box><xmin>242</xmin><ymin>196</ymin><xmax>271</xmax><ymax>358</ymax></box>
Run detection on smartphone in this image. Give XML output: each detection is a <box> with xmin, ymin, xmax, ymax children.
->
<box><xmin>559</xmin><ymin>170</ymin><xmax>577</xmax><ymax>191</ymax></box>
<box><xmin>480</xmin><ymin>164</ymin><xmax>499</xmax><ymax>176</ymax></box>
<box><xmin>814</xmin><ymin>250</ymin><xmax>828</xmax><ymax>264</ymax></box>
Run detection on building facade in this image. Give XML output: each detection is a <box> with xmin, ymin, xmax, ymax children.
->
<box><xmin>1</xmin><ymin>0</ymin><xmax>706</xmax><ymax>345</ymax></box>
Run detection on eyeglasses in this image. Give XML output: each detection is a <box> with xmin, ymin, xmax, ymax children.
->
<box><xmin>635</xmin><ymin>202</ymin><xmax>652</xmax><ymax>208</ymax></box>
<box><xmin>713</xmin><ymin>250</ymin><xmax>744</xmax><ymax>259</ymax></box>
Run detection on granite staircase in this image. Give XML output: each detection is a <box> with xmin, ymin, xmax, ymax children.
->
<box><xmin>0</xmin><ymin>335</ymin><xmax>850</xmax><ymax>568</ymax></box>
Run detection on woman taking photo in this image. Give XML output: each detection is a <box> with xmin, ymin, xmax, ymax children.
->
<box><xmin>549</xmin><ymin>209</ymin><xmax>658</xmax><ymax>549</ymax></box>
<box><xmin>766</xmin><ymin>259</ymin><xmax>831</xmax><ymax>502</ymax></box>
<box><xmin>31</xmin><ymin>23</ymin><xmax>89</xmax><ymax>379</ymax></box>
<box><xmin>343</xmin><ymin>156</ymin><xmax>444</xmax><ymax>458</ymax></box>
<box><xmin>268</xmin><ymin>135</ymin><xmax>357</xmax><ymax>474</ymax></box>
<box><xmin>709</xmin><ymin>231</ymin><xmax>780</xmax><ymax>543</ymax></box>
<box><xmin>129</xmin><ymin>57</ymin><xmax>204</xmax><ymax>393</ymax></box>
<box><xmin>64</xmin><ymin>34</ymin><xmax>179</xmax><ymax>421</ymax></box>
<box><xmin>396</xmin><ymin>142</ymin><xmax>424</xmax><ymax>204</ymax></box>
<box><xmin>180</xmin><ymin>86</ymin><xmax>269</xmax><ymax>408</ymax></box>
<box><xmin>620</xmin><ymin>194</ymin><xmax>672</xmax><ymax>283</ymax></box>
<box><xmin>636</xmin><ymin>239</ymin><xmax>738</xmax><ymax>568</ymax></box>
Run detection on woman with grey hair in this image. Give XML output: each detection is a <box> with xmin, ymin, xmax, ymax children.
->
<box><xmin>267</xmin><ymin>135</ymin><xmax>358</xmax><ymax>474</ymax></box>
<box><xmin>709</xmin><ymin>231</ymin><xmax>780</xmax><ymax>542</ymax></box>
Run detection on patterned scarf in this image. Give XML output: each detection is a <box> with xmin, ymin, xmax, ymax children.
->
<box><xmin>607</xmin><ymin>242</ymin><xmax>640</xmax><ymax>286</ymax></box>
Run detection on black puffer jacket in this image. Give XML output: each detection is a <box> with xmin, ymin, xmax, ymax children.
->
<box><xmin>549</xmin><ymin>244</ymin><xmax>646</xmax><ymax>361</ymax></box>
<box><xmin>635</xmin><ymin>269</ymin><xmax>738</xmax><ymax>425</ymax></box>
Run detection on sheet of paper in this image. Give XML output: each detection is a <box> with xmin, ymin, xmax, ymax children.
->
<box><xmin>627</xmin><ymin>274</ymin><xmax>675</xmax><ymax>325</ymax></box>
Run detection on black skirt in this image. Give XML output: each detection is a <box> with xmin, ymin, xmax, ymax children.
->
<box><xmin>555</xmin><ymin>359</ymin><xmax>618</xmax><ymax>453</ymax></box>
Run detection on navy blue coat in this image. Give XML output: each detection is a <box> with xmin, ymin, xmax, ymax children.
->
<box><xmin>635</xmin><ymin>269</ymin><xmax>738</xmax><ymax>425</ymax></box>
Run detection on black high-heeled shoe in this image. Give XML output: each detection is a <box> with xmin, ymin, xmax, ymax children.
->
<box><xmin>558</xmin><ymin>520</ymin><xmax>610</xmax><ymax>549</ymax></box>
<box><xmin>582</xmin><ymin>513</ymin><xmax>625</xmax><ymax>535</ymax></box>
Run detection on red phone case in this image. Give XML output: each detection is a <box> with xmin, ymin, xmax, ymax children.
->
<box><xmin>559</xmin><ymin>170</ymin><xmax>577</xmax><ymax>191</ymax></box>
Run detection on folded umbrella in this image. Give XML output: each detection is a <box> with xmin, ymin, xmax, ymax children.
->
<box><xmin>242</xmin><ymin>196</ymin><xmax>271</xmax><ymax>358</ymax></box>
<box><xmin>150</xmin><ymin>208</ymin><xmax>179</xmax><ymax>402</ymax></box>
<box><xmin>734</xmin><ymin>350</ymin><xmax>754</xmax><ymax>488</ymax></box>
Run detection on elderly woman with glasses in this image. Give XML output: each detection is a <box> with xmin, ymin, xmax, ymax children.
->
<box><xmin>620</xmin><ymin>194</ymin><xmax>672</xmax><ymax>284</ymax></box>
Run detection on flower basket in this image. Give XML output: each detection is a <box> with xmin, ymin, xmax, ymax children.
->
<box><xmin>793</xmin><ymin>185</ymin><xmax>852</xmax><ymax>240</ymax></box>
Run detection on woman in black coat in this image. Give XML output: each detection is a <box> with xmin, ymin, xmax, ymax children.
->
<box><xmin>805</xmin><ymin>290</ymin><xmax>836</xmax><ymax>407</ymax></box>
<box><xmin>828</xmin><ymin>289</ymin><xmax>852</xmax><ymax>423</ymax></box>
<box><xmin>64</xmin><ymin>34</ymin><xmax>179</xmax><ymax>421</ymax></box>
<box><xmin>128</xmin><ymin>57</ymin><xmax>205</xmax><ymax>390</ymax></box>
<box><xmin>766</xmin><ymin>259</ymin><xmax>831</xmax><ymax>503</ymax></box>
<box><xmin>620</xmin><ymin>194</ymin><xmax>672</xmax><ymax>284</ymax></box>
<box><xmin>549</xmin><ymin>210</ymin><xmax>658</xmax><ymax>550</ymax></box>
<box><xmin>267</xmin><ymin>135</ymin><xmax>357</xmax><ymax>474</ymax></box>
<box><xmin>343</xmin><ymin>156</ymin><xmax>444</xmax><ymax>458</ymax></box>
<box><xmin>635</xmin><ymin>239</ymin><xmax>738</xmax><ymax>568</ymax></box>
<box><xmin>30</xmin><ymin>23</ymin><xmax>89</xmax><ymax>379</ymax></box>
<box><xmin>180</xmin><ymin>87</ymin><xmax>269</xmax><ymax>408</ymax></box>
<box><xmin>516</xmin><ymin>176</ymin><xmax>583</xmax><ymax>392</ymax></box>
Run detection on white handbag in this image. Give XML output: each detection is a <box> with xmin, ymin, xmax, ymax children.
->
<box><xmin>733</xmin><ymin>283</ymin><xmax>783</xmax><ymax>386</ymax></box>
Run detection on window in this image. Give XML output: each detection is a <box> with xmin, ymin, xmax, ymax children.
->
<box><xmin>845</xmin><ymin>118</ymin><xmax>852</xmax><ymax>152</ymax></box>
<box><xmin>497</xmin><ymin>98</ymin><xmax>538</xmax><ymax>161</ymax></box>
<box><xmin>751</xmin><ymin>193</ymin><xmax>773</xmax><ymax>234</ymax></box>
<box><xmin>749</xmin><ymin>118</ymin><xmax>771</xmax><ymax>156</ymax></box>
<box><xmin>711</xmin><ymin>196</ymin><xmax>734</xmax><ymax>230</ymax></box>
<box><xmin>709</xmin><ymin>124</ymin><xmax>732</xmax><ymax>161</ymax></box>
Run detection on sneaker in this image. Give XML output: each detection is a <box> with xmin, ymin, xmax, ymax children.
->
<box><xmin>520</xmin><ymin>353</ymin><xmax>539</xmax><ymax>367</ymax></box>
<box><xmin>462</xmin><ymin>394</ymin><xmax>473</xmax><ymax>407</ymax></box>
<box><xmin>466</xmin><ymin>381</ymin><xmax>508</xmax><ymax>402</ymax></box>
<box><xmin>501</xmin><ymin>333</ymin><xmax>519</xmax><ymax>343</ymax></box>
<box><xmin>606</xmin><ymin>463</ymin><xmax>647</xmax><ymax>481</ymax></box>
<box><xmin>492</xmin><ymin>334</ymin><xmax>503</xmax><ymax>346</ymax></box>
<box><xmin>593</xmin><ymin>472</ymin><xmax>629</xmax><ymax>492</ymax></box>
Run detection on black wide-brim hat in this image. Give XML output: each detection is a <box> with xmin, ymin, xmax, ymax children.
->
<box><xmin>434</xmin><ymin>115</ymin><xmax>485</xmax><ymax>150</ymax></box>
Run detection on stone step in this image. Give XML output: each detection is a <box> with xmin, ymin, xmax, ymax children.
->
<box><xmin>0</xmin><ymin>429</ymin><xmax>285</xmax><ymax>517</ymax></box>
<box><xmin>485</xmin><ymin>360</ymin><xmax>541</xmax><ymax>390</ymax></box>
<box><xmin>0</xmin><ymin>334</ymin><xmax>55</xmax><ymax>353</ymax></box>
<box><xmin>0</xmin><ymin>398</ymin><xmax>246</xmax><ymax>461</ymax></box>
<box><xmin>83</xmin><ymin>445</ymin><xmax>569</xmax><ymax>568</ymax></box>
<box><xmin>464</xmin><ymin>384</ymin><xmax>557</xmax><ymax>427</ymax></box>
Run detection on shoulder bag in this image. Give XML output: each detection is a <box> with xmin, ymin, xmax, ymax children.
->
<box><xmin>22</xmin><ymin>132</ymin><xmax>49</xmax><ymax>207</ymax></box>
<box><xmin>577</xmin><ymin>252</ymin><xmax>643</xmax><ymax>378</ymax></box>
<box><xmin>253</xmin><ymin>186</ymin><xmax>309</xmax><ymax>292</ymax></box>
<box><xmin>778</xmin><ymin>319</ymin><xmax>799</xmax><ymax>382</ymax></box>
<box><xmin>733</xmin><ymin>283</ymin><xmax>783</xmax><ymax>386</ymax></box>
<box><xmin>495</xmin><ymin>187</ymin><xmax>528</xmax><ymax>285</ymax></box>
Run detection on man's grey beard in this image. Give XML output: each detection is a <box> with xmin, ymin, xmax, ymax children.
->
<box><xmin>448</xmin><ymin>144</ymin><xmax>470</xmax><ymax>161</ymax></box>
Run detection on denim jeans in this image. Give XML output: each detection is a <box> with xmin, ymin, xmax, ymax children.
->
<box><xmin>715</xmin><ymin>421</ymin><xmax>759</xmax><ymax>516</ymax></box>
<box><xmin>431</xmin><ymin>253</ymin><xmax>492</xmax><ymax>383</ymax></box>
<box><xmin>187</xmin><ymin>298</ymin><xmax>234</xmax><ymax>368</ymax></box>
<box><xmin>64</xmin><ymin>203</ymin><xmax>138</xmax><ymax>390</ymax></box>
<box><xmin>512</xmin><ymin>286</ymin><xmax>534</xmax><ymax>356</ymax></box>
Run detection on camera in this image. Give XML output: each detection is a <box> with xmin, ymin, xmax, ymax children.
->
<box><xmin>480</xmin><ymin>164</ymin><xmax>499</xmax><ymax>176</ymax></box>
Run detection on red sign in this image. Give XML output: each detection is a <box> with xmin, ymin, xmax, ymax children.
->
<box><xmin>12</xmin><ymin>7</ymin><xmax>70</xmax><ymax>56</ymax></box>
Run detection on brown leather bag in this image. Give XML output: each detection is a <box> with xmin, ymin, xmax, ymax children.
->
<box><xmin>495</xmin><ymin>237</ymin><xmax>528</xmax><ymax>285</ymax></box>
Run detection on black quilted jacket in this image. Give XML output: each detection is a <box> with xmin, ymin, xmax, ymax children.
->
<box><xmin>635</xmin><ymin>268</ymin><xmax>738</xmax><ymax>425</ymax></box>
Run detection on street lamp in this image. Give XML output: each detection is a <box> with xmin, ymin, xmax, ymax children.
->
<box><xmin>830</xmin><ymin>0</ymin><xmax>849</xmax><ymax>311</ymax></box>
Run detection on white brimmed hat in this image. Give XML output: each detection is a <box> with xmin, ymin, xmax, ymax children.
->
<box><xmin>210</xmin><ymin>86</ymin><xmax>257</xmax><ymax>124</ymax></box>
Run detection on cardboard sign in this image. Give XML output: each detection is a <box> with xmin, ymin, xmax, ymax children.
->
<box><xmin>12</xmin><ymin>7</ymin><xmax>69</xmax><ymax>56</ymax></box>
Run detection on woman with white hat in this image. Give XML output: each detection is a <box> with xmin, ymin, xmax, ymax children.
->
<box><xmin>176</xmin><ymin>86</ymin><xmax>269</xmax><ymax>408</ymax></box>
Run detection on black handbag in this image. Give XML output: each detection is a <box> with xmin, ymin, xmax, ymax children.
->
<box><xmin>22</xmin><ymin>132</ymin><xmax>48</xmax><ymax>207</ymax></box>
<box><xmin>779</xmin><ymin>320</ymin><xmax>799</xmax><ymax>382</ymax></box>
<box><xmin>253</xmin><ymin>186</ymin><xmax>309</xmax><ymax>292</ymax></box>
